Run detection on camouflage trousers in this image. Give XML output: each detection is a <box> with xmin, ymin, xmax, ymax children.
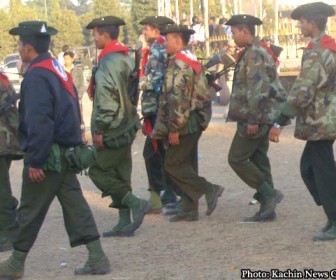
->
<box><xmin>12</xmin><ymin>160</ymin><xmax>100</xmax><ymax>252</ymax></box>
<box><xmin>164</xmin><ymin>132</ymin><xmax>212</xmax><ymax>212</ymax></box>
<box><xmin>0</xmin><ymin>157</ymin><xmax>18</xmax><ymax>232</ymax></box>
<box><xmin>228</xmin><ymin>123</ymin><xmax>274</xmax><ymax>190</ymax></box>
<box><xmin>89</xmin><ymin>145</ymin><xmax>132</xmax><ymax>209</ymax></box>
<box><xmin>300</xmin><ymin>140</ymin><xmax>336</xmax><ymax>221</ymax></box>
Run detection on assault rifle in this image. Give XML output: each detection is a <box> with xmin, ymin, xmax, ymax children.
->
<box><xmin>129</xmin><ymin>41</ymin><xmax>142</xmax><ymax>107</ymax></box>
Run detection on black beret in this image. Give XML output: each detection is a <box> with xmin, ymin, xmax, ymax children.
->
<box><xmin>9</xmin><ymin>21</ymin><xmax>58</xmax><ymax>36</ymax></box>
<box><xmin>86</xmin><ymin>16</ymin><xmax>126</xmax><ymax>29</ymax></box>
<box><xmin>139</xmin><ymin>16</ymin><xmax>175</xmax><ymax>27</ymax></box>
<box><xmin>291</xmin><ymin>2</ymin><xmax>335</xmax><ymax>20</ymax></box>
<box><xmin>225</xmin><ymin>14</ymin><xmax>263</xmax><ymax>26</ymax></box>
<box><xmin>161</xmin><ymin>24</ymin><xmax>195</xmax><ymax>35</ymax></box>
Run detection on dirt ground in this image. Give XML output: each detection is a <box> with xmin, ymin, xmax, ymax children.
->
<box><xmin>2</xmin><ymin>98</ymin><xmax>336</xmax><ymax>280</ymax></box>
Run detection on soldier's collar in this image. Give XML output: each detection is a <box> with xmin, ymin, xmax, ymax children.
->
<box><xmin>311</xmin><ymin>31</ymin><xmax>327</xmax><ymax>44</ymax></box>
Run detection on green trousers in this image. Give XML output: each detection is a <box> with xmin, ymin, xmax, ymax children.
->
<box><xmin>0</xmin><ymin>157</ymin><xmax>18</xmax><ymax>231</ymax></box>
<box><xmin>12</xmin><ymin>161</ymin><xmax>100</xmax><ymax>252</ymax></box>
<box><xmin>228</xmin><ymin>123</ymin><xmax>274</xmax><ymax>190</ymax></box>
<box><xmin>89</xmin><ymin>145</ymin><xmax>132</xmax><ymax>209</ymax></box>
<box><xmin>164</xmin><ymin>132</ymin><xmax>211</xmax><ymax>211</ymax></box>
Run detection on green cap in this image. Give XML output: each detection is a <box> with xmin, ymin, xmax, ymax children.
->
<box><xmin>225</xmin><ymin>14</ymin><xmax>262</xmax><ymax>26</ymax></box>
<box><xmin>86</xmin><ymin>16</ymin><xmax>126</xmax><ymax>29</ymax></box>
<box><xmin>139</xmin><ymin>16</ymin><xmax>175</xmax><ymax>27</ymax></box>
<box><xmin>160</xmin><ymin>24</ymin><xmax>195</xmax><ymax>35</ymax></box>
<box><xmin>9</xmin><ymin>21</ymin><xmax>58</xmax><ymax>36</ymax></box>
<box><xmin>291</xmin><ymin>2</ymin><xmax>335</xmax><ymax>20</ymax></box>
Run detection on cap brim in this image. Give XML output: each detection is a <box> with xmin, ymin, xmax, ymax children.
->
<box><xmin>9</xmin><ymin>26</ymin><xmax>58</xmax><ymax>36</ymax></box>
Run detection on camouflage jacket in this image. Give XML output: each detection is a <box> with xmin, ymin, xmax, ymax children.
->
<box><xmin>227</xmin><ymin>40</ymin><xmax>287</xmax><ymax>124</ymax></box>
<box><xmin>152</xmin><ymin>50</ymin><xmax>201</xmax><ymax>138</ymax></box>
<box><xmin>0</xmin><ymin>74</ymin><xmax>22</xmax><ymax>157</ymax></box>
<box><xmin>141</xmin><ymin>37</ymin><xmax>167</xmax><ymax>117</ymax></box>
<box><xmin>91</xmin><ymin>52</ymin><xmax>140</xmax><ymax>142</ymax></box>
<box><xmin>281</xmin><ymin>32</ymin><xmax>336</xmax><ymax>141</ymax></box>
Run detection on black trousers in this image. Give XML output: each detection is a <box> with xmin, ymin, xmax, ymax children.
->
<box><xmin>300</xmin><ymin>140</ymin><xmax>336</xmax><ymax>221</ymax></box>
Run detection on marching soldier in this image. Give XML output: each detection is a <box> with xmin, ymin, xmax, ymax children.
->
<box><xmin>225</xmin><ymin>15</ymin><xmax>287</xmax><ymax>222</ymax></box>
<box><xmin>269</xmin><ymin>2</ymin><xmax>336</xmax><ymax>241</ymax></box>
<box><xmin>0</xmin><ymin>73</ymin><xmax>22</xmax><ymax>253</ymax></box>
<box><xmin>86</xmin><ymin>16</ymin><xmax>151</xmax><ymax>237</ymax></box>
<box><xmin>152</xmin><ymin>25</ymin><xmax>224</xmax><ymax>222</ymax></box>
<box><xmin>139</xmin><ymin>16</ymin><xmax>180</xmax><ymax>214</ymax></box>
<box><xmin>0</xmin><ymin>21</ymin><xmax>110</xmax><ymax>279</ymax></box>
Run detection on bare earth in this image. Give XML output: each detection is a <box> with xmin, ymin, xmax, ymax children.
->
<box><xmin>2</xmin><ymin>96</ymin><xmax>336</xmax><ymax>280</ymax></box>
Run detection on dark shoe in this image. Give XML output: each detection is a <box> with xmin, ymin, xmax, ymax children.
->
<box><xmin>321</xmin><ymin>220</ymin><xmax>332</xmax><ymax>233</ymax></box>
<box><xmin>205</xmin><ymin>185</ymin><xmax>225</xmax><ymax>216</ymax></box>
<box><xmin>313</xmin><ymin>224</ymin><xmax>336</xmax><ymax>242</ymax></box>
<box><xmin>163</xmin><ymin>201</ymin><xmax>182</xmax><ymax>216</ymax></box>
<box><xmin>74</xmin><ymin>240</ymin><xmax>111</xmax><ymax>275</ymax></box>
<box><xmin>169</xmin><ymin>211</ymin><xmax>199</xmax><ymax>222</ymax></box>
<box><xmin>164</xmin><ymin>201</ymin><xmax>181</xmax><ymax>209</ymax></box>
<box><xmin>243</xmin><ymin>211</ymin><xmax>277</xmax><ymax>222</ymax></box>
<box><xmin>103</xmin><ymin>209</ymin><xmax>134</xmax><ymax>237</ymax></box>
<box><xmin>0</xmin><ymin>250</ymin><xmax>28</xmax><ymax>279</ymax></box>
<box><xmin>0</xmin><ymin>235</ymin><xmax>12</xmax><ymax>253</ymax></box>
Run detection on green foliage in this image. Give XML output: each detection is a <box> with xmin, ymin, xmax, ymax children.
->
<box><xmin>130</xmin><ymin>0</ymin><xmax>157</xmax><ymax>37</ymax></box>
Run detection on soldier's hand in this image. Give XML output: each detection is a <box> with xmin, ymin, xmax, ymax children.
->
<box><xmin>247</xmin><ymin>124</ymin><xmax>259</xmax><ymax>135</ymax></box>
<box><xmin>93</xmin><ymin>133</ymin><xmax>104</xmax><ymax>149</ymax></box>
<box><xmin>29</xmin><ymin>167</ymin><xmax>46</xmax><ymax>183</ymax></box>
<box><xmin>169</xmin><ymin>132</ymin><xmax>180</xmax><ymax>145</ymax></box>
<box><xmin>269</xmin><ymin>127</ymin><xmax>281</xmax><ymax>143</ymax></box>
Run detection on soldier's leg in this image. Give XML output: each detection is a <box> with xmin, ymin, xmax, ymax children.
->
<box><xmin>250</xmin><ymin>132</ymin><xmax>274</xmax><ymax>188</ymax></box>
<box><xmin>12</xmin><ymin>165</ymin><xmax>62</xmax><ymax>252</ymax></box>
<box><xmin>0</xmin><ymin>157</ymin><xmax>18</xmax><ymax>252</ymax></box>
<box><xmin>165</xmin><ymin>132</ymin><xmax>217</xmax><ymax>212</ymax></box>
<box><xmin>300</xmin><ymin>142</ymin><xmax>321</xmax><ymax>205</ymax></box>
<box><xmin>89</xmin><ymin>146</ymin><xmax>131</xmax><ymax>208</ymax></box>
<box><xmin>56</xmin><ymin>169</ymin><xmax>100</xmax><ymax>247</ymax></box>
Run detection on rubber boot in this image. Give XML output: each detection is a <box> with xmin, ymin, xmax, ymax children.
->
<box><xmin>103</xmin><ymin>209</ymin><xmax>133</xmax><ymax>237</ymax></box>
<box><xmin>313</xmin><ymin>221</ymin><xmax>336</xmax><ymax>241</ymax></box>
<box><xmin>147</xmin><ymin>191</ymin><xmax>162</xmax><ymax>214</ymax></box>
<box><xmin>0</xmin><ymin>250</ymin><xmax>28</xmax><ymax>279</ymax></box>
<box><xmin>205</xmin><ymin>184</ymin><xmax>225</xmax><ymax>216</ymax></box>
<box><xmin>169</xmin><ymin>210</ymin><xmax>199</xmax><ymax>222</ymax></box>
<box><xmin>74</xmin><ymin>240</ymin><xmax>111</xmax><ymax>275</ymax></box>
<box><xmin>244</xmin><ymin>185</ymin><xmax>283</xmax><ymax>222</ymax></box>
<box><xmin>321</xmin><ymin>220</ymin><xmax>332</xmax><ymax>233</ymax></box>
<box><xmin>121</xmin><ymin>192</ymin><xmax>151</xmax><ymax>234</ymax></box>
<box><xmin>0</xmin><ymin>231</ymin><xmax>12</xmax><ymax>253</ymax></box>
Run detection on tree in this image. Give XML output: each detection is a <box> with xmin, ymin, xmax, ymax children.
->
<box><xmin>48</xmin><ymin>0</ymin><xmax>84</xmax><ymax>54</ymax></box>
<box><xmin>0</xmin><ymin>10</ymin><xmax>16</xmax><ymax>60</ymax></box>
<box><xmin>130</xmin><ymin>0</ymin><xmax>157</xmax><ymax>37</ymax></box>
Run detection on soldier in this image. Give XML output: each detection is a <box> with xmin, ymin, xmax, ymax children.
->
<box><xmin>0</xmin><ymin>73</ymin><xmax>22</xmax><ymax>253</ymax></box>
<box><xmin>269</xmin><ymin>2</ymin><xmax>336</xmax><ymax>241</ymax></box>
<box><xmin>0</xmin><ymin>21</ymin><xmax>111</xmax><ymax>279</ymax></box>
<box><xmin>86</xmin><ymin>16</ymin><xmax>151</xmax><ymax>237</ymax></box>
<box><xmin>152</xmin><ymin>25</ymin><xmax>224</xmax><ymax>222</ymax></box>
<box><xmin>225</xmin><ymin>15</ymin><xmax>287</xmax><ymax>222</ymax></box>
<box><xmin>139</xmin><ymin>16</ymin><xmax>179</xmax><ymax>214</ymax></box>
<box><xmin>63</xmin><ymin>51</ymin><xmax>88</xmax><ymax>143</ymax></box>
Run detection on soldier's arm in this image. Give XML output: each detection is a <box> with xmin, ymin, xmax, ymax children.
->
<box><xmin>167</xmin><ymin>62</ymin><xmax>193</xmax><ymax>132</ymax></box>
<box><xmin>148</xmin><ymin>44</ymin><xmax>167</xmax><ymax>91</ymax></box>
<box><xmin>282</xmin><ymin>53</ymin><xmax>325</xmax><ymax>118</ymax></box>
<box><xmin>94</xmin><ymin>63</ymin><xmax>122</xmax><ymax>133</ymax></box>
<box><xmin>245</xmin><ymin>49</ymin><xmax>265</xmax><ymax>124</ymax></box>
<box><xmin>23</xmin><ymin>74</ymin><xmax>54</xmax><ymax>168</ymax></box>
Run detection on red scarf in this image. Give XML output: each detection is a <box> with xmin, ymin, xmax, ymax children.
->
<box><xmin>260</xmin><ymin>42</ymin><xmax>279</xmax><ymax>64</ymax></box>
<box><xmin>140</xmin><ymin>48</ymin><xmax>150</xmax><ymax>78</ymax></box>
<box><xmin>306</xmin><ymin>35</ymin><xmax>336</xmax><ymax>52</ymax></box>
<box><xmin>87</xmin><ymin>40</ymin><xmax>129</xmax><ymax>99</ymax></box>
<box><xmin>0</xmin><ymin>73</ymin><xmax>10</xmax><ymax>88</ymax></box>
<box><xmin>30</xmin><ymin>58</ymin><xmax>76</xmax><ymax>98</ymax></box>
<box><xmin>175</xmin><ymin>50</ymin><xmax>202</xmax><ymax>75</ymax></box>
<box><xmin>156</xmin><ymin>36</ymin><xmax>165</xmax><ymax>45</ymax></box>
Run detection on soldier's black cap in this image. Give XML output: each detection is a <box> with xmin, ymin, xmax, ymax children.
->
<box><xmin>139</xmin><ymin>16</ymin><xmax>175</xmax><ymax>28</ymax></box>
<box><xmin>225</xmin><ymin>14</ymin><xmax>263</xmax><ymax>26</ymax></box>
<box><xmin>291</xmin><ymin>2</ymin><xmax>335</xmax><ymax>20</ymax></box>
<box><xmin>9</xmin><ymin>21</ymin><xmax>58</xmax><ymax>36</ymax></box>
<box><xmin>160</xmin><ymin>24</ymin><xmax>195</xmax><ymax>35</ymax></box>
<box><xmin>86</xmin><ymin>16</ymin><xmax>126</xmax><ymax>29</ymax></box>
